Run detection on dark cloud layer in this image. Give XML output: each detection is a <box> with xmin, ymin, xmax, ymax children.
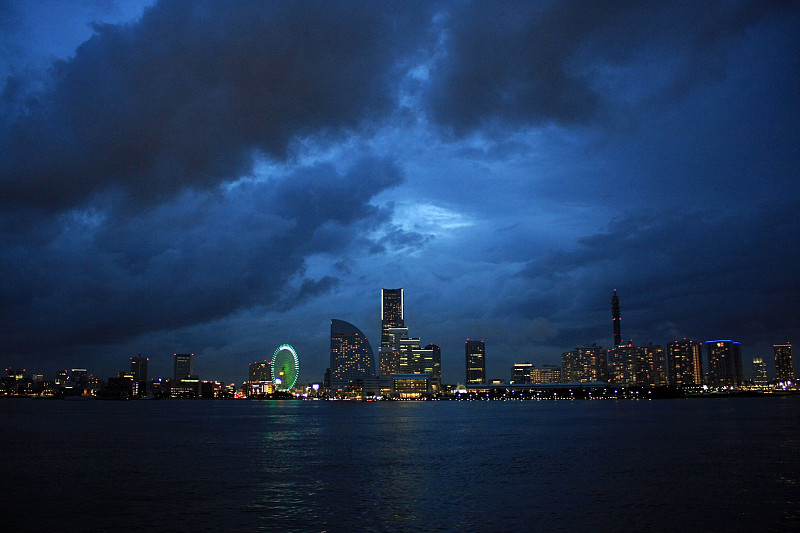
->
<box><xmin>0</xmin><ymin>0</ymin><xmax>428</xmax><ymax>210</ymax></box>
<box><xmin>0</xmin><ymin>158</ymin><xmax>401</xmax><ymax>356</ymax></box>
<box><xmin>429</xmin><ymin>0</ymin><xmax>797</xmax><ymax>132</ymax></box>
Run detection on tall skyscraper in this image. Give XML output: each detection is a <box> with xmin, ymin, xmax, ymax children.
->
<box><xmin>774</xmin><ymin>342</ymin><xmax>794</xmax><ymax>383</ymax></box>
<box><xmin>562</xmin><ymin>344</ymin><xmax>607</xmax><ymax>383</ymax></box>
<box><xmin>424</xmin><ymin>343</ymin><xmax>442</xmax><ymax>388</ymax></box>
<box><xmin>399</xmin><ymin>343</ymin><xmax>442</xmax><ymax>392</ymax></box>
<box><xmin>173</xmin><ymin>353</ymin><xmax>194</xmax><ymax>381</ymax></box>
<box><xmin>465</xmin><ymin>340</ymin><xmax>486</xmax><ymax>384</ymax></box>
<box><xmin>636</xmin><ymin>343</ymin><xmax>668</xmax><ymax>387</ymax></box>
<box><xmin>667</xmin><ymin>339</ymin><xmax>703</xmax><ymax>387</ymax></box>
<box><xmin>330</xmin><ymin>319</ymin><xmax>375</xmax><ymax>397</ymax></box>
<box><xmin>752</xmin><ymin>357</ymin><xmax>768</xmax><ymax>387</ymax></box>
<box><xmin>608</xmin><ymin>343</ymin><xmax>637</xmax><ymax>385</ymax></box>
<box><xmin>380</xmin><ymin>288</ymin><xmax>404</xmax><ymax>375</ymax></box>
<box><xmin>612</xmin><ymin>289</ymin><xmax>622</xmax><ymax>346</ymax></box>
<box><xmin>249</xmin><ymin>360</ymin><xmax>271</xmax><ymax>382</ymax></box>
<box><xmin>130</xmin><ymin>353</ymin><xmax>148</xmax><ymax>396</ymax></box>
<box><xmin>130</xmin><ymin>353</ymin><xmax>148</xmax><ymax>382</ymax></box>
<box><xmin>706</xmin><ymin>340</ymin><xmax>743</xmax><ymax>387</ymax></box>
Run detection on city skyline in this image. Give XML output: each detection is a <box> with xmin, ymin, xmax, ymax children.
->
<box><xmin>3</xmin><ymin>287</ymin><xmax>795</xmax><ymax>386</ymax></box>
<box><xmin>1</xmin><ymin>2</ymin><xmax>798</xmax><ymax>385</ymax></box>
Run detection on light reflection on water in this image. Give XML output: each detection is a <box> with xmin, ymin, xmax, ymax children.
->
<box><xmin>2</xmin><ymin>397</ymin><xmax>799</xmax><ymax>532</ymax></box>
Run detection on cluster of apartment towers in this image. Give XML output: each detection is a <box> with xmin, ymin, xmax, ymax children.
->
<box><xmin>329</xmin><ymin>288</ymin><xmax>795</xmax><ymax>398</ymax></box>
<box><xmin>554</xmin><ymin>290</ymin><xmax>794</xmax><ymax>389</ymax></box>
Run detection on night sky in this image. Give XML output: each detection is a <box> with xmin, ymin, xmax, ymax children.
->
<box><xmin>2</xmin><ymin>0</ymin><xmax>798</xmax><ymax>385</ymax></box>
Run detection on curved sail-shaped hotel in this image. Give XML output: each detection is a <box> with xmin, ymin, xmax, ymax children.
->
<box><xmin>330</xmin><ymin>319</ymin><xmax>375</xmax><ymax>397</ymax></box>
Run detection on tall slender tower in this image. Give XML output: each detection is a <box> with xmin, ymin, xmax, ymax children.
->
<box><xmin>379</xmin><ymin>288</ymin><xmax>404</xmax><ymax>375</ymax></box>
<box><xmin>612</xmin><ymin>289</ymin><xmax>622</xmax><ymax>346</ymax></box>
<box><xmin>774</xmin><ymin>342</ymin><xmax>794</xmax><ymax>383</ymax></box>
<box><xmin>465</xmin><ymin>339</ymin><xmax>486</xmax><ymax>384</ymax></box>
<box><xmin>667</xmin><ymin>339</ymin><xmax>703</xmax><ymax>387</ymax></box>
<box><xmin>706</xmin><ymin>340</ymin><xmax>743</xmax><ymax>387</ymax></box>
<box><xmin>130</xmin><ymin>353</ymin><xmax>149</xmax><ymax>396</ymax></box>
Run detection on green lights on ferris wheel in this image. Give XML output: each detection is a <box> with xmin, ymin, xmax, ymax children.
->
<box><xmin>271</xmin><ymin>343</ymin><xmax>300</xmax><ymax>391</ymax></box>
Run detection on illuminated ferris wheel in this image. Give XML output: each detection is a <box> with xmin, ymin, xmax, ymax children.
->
<box><xmin>271</xmin><ymin>344</ymin><xmax>300</xmax><ymax>391</ymax></box>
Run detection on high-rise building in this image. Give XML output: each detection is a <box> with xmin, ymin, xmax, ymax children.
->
<box><xmin>55</xmin><ymin>369</ymin><xmax>69</xmax><ymax>385</ymax></box>
<box><xmin>636</xmin><ymin>343</ymin><xmax>668</xmax><ymax>387</ymax></box>
<box><xmin>249</xmin><ymin>360</ymin><xmax>271</xmax><ymax>382</ymax></box>
<box><xmin>563</xmin><ymin>344</ymin><xmax>607</xmax><ymax>383</ymax></box>
<box><xmin>612</xmin><ymin>289</ymin><xmax>622</xmax><ymax>346</ymax></box>
<box><xmin>752</xmin><ymin>357</ymin><xmax>768</xmax><ymax>387</ymax></box>
<box><xmin>424</xmin><ymin>343</ymin><xmax>442</xmax><ymax>390</ymax></box>
<box><xmin>608</xmin><ymin>343</ymin><xmax>637</xmax><ymax>385</ymax></box>
<box><xmin>667</xmin><ymin>339</ymin><xmax>703</xmax><ymax>387</ymax></box>
<box><xmin>706</xmin><ymin>340</ymin><xmax>743</xmax><ymax>387</ymax></box>
<box><xmin>70</xmin><ymin>368</ymin><xmax>88</xmax><ymax>393</ymax></box>
<box><xmin>330</xmin><ymin>319</ymin><xmax>375</xmax><ymax>397</ymax></box>
<box><xmin>130</xmin><ymin>353</ymin><xmax>149</xmax><ymax>396</ymax></box>
<box><xmin>465</xmin><ymin>340</ymin><xmax>486</xmax><ymax>384</ymax></box>
<box><xmin>774</xmin><ymin>342</ymin><xmax>794</xmax><ymax>383</ymax></box>
<box><xmin>130</xmin><ymin>354</ymin><xmax>148</xmax><ymax>382</ymax></box>
<box><xmin>380</xmin><ymin>326</ymin><xmax>408</xmax><ymax>376</ymax></box>
<box><xmin>247</xmin><ymin>360</ymin><xmax>274</xmax><ymax>397</ymax></box>
<box><xmin>511</xmin><ymin>363</ymin><xmax>534</xmax><ymax>384</ymax></box>
<box><xmin>398</xmin><ymin>337</ymin><xmax>421</xmax><ymax>373</ymax></box>
<box><xmin>173</xmin><ymin>353</ymin><xmax>195</xmax><ymax>381</ymax></box>
<box><xmin>608</xmin><ymin>342</ymin><xmax>668</xmax><ymax>387</ymax></box>
<box><xmin>379</xmin><ymin>288</ymin><xmax>404</xmax><ymax>375</ymax></box>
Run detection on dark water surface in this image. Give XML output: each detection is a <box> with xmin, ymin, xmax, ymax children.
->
<box><xmin>2</xmin><ymin>397</ymin><xmax>798</xmax><ymax>532</ymax></box>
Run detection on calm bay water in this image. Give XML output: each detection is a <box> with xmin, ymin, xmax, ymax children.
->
<box><xmin>2</xmin><ymin>397</ymin><xmax>799</xmax><ymax>532</ymax></box>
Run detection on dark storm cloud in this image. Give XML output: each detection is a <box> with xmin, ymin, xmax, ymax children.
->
<box><xmin>0</xmin><ymin>0</ymin><xmax>430</xmax><ymax>210</ymax></box>
<box><xmin>428</xmin><ymin>0</ymin><xmax>797</xmax><ymax>133</ymax></box>
<box><xmin>516</xmin><ymin>200</ymin><xmax>800</xmax><ymax>345</ymax></box>
<box><xmin>0</xmin><ymin>158</ymin><xmax>401</xmax><ymax>355</ymax></box>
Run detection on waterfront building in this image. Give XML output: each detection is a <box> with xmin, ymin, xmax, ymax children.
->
<box><xmin>774</xmin><ymin>343</ymin><xmax>794</xmax><ymax>383</ymax></box>
<box><xmin>512</xmin><ymin>363</ymin><xmax>534</xmax><ymax>384</ymax></box>
<box><xmin>69</xmin><ymin>368</ymin><xmax>89</xmax><ymax>395</ymax></box>
<box><xmin>103</xmin><ymin>375</ymin><xmax>133</xmax><ymax>399</ymax></box>
<box><xmin>399</xmin><ymin>344</ymin><xmax>441</xmax><ymax>392</ymax></box>
<box><xmin>667</xmin><ymin>339</ymin><xmax>703</xmax><ymax>387</ymax></box>
<box><xmin>465</xmin><ymin>340</ymin><xmax>486</xmax><ymax>384</ymax></box>
<box><xmin>424</xmin><ymin>343</ymin><xmax>442</xmax><ymax>390</ymax></box>
<box><xmin>399</xmin><ymin>337</ymin><xmax>421</xmax><ymax>372</ymax></box>
<box><xmin>173</xmin><ymin>353</ymin><xmax>195</xmax><ymax>381</ymax></box>
<box><xmin>612</xmin><ymin>289</ymin><xmax>622</xmax><ymax>346</ymax></box>
<box><xmin>530</xmin><ymin>365</ymin><xmax>561</xmax><ymax>384</ymax></box>
<box><xmin>379</xmin><ymin>288</ymin><xmax>404</xmax><ymax>375</ymax></box>
<box><xmin>608</xmin><ymin>343</ymin><xmax>636</xmax><ymax>385</ymax></box>
<box><xmin>392</xmin><ymin>373</ymin><xmax>431</xmax><ymax>399</ymax></box>
<box><xmin>563</xmin><ymin>344</ymin><xmax>608</xmax><ymax>383</ymax></box>
<box><xmin>246</xmin><ymin>360</ymin><xmax>273</xmax><ymax>397</ymax></box>
<box><xmin>55</xmin><ymin>370</ymin><xmax>69</xmax><ymax>385</ymax></box>
<box><xmin>130</xmin><ymin>353</ymin><xmax>148</xmax><ymax>396</ymax></box>
<box><xmin>380</xmin><ymin>326</ymin><xmax>408</xmax><ymax>376</ymax></box>
<box><xmin>330</xmin><ymin>319</ymin><xmax>375</xmax><ymax>397</ymax></box>
<box><xmin>706</xmin><ymin>340</ymin><xmax>743</xmax><ymax>387</ymax></box>
<box><xmin>636</xmin><ymin>343</ymin><xmax>668</xmax><ymax>387</ymax></box>
<box><xmin>171</xmin><ymin>377</ymin><xmax>199</xmax><ymax>399</ymax></box>
<box><xmin>752</xmin><ymin>357</ymin><xmax>768</xmax><ymax>387</ymax></box>
<box><xmin>249</xmin><ymin>360</ymin><xmax>272</xmax><ymax>382</ymax></box>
